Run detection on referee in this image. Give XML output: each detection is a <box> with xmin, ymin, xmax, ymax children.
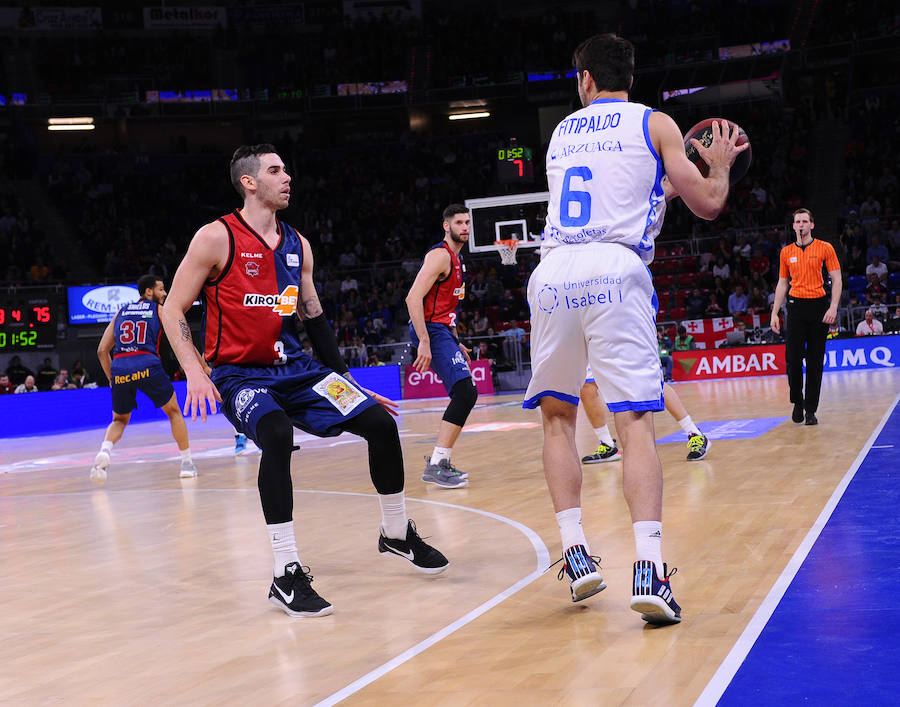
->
<box><xmin>770</xmin><ymin>208</ymin><xmax>842</xmax><ymax>425</ymax></box>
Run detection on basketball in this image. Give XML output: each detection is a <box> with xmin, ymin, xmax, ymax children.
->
<box><xmin>684</xmin><ymin>118</ymin><xmax>752</xmax><ymax>185</ymax></box>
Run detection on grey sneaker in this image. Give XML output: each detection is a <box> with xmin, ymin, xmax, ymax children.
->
<box><xmin>179</xmin><ymin>459</ymin><xmax>198</xmax><ymax>478</ymax></box>
<box><xmin>422</xmin><ymin>457</ymin><xmax>467</xmax><ymax>488</ymax></box>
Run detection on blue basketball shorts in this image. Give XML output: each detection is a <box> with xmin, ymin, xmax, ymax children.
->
<box><xmin>111</xmin><ymin>354</ymin><xmax>174</xmax><ymax>414</ymax></box>
<box><xmin>408</xmin><ymin>321</ymin><xmax>472</xmax><ymax>395</ymax></box>
<box><xmin>211</xmin><ymin>357</ymin><xmax>379</xmax><ymax>444</ymax></box>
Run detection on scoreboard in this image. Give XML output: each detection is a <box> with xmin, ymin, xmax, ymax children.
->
<box><xmin>0</xmin><ymin>298</ymin><xmax>57</xmax><ymax>351</ymax></box>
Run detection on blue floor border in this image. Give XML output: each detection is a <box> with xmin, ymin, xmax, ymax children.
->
<box><xmin>697</xmin><ymin>392</ymin><xmax>900</xmax><ymax>705</ymax></box>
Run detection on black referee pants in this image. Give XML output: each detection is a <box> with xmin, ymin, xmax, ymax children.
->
<box><xmin>785</xmin><ymin>296</ymin><xmax>829</xmax><ymax>413</ymax></box>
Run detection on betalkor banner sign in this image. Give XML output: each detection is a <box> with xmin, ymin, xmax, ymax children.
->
<box><xmin>403</xmin><ymin>359</ymin><xmax>494</xmax><ymax>399</ymax></box>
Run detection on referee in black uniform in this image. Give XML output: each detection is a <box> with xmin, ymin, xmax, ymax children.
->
<box><xmin>770</xmin><ymin>208</ymin><xmax>842</xmax><ymax>425</ymax></box>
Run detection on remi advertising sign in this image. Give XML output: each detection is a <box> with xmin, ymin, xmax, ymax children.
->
<box><xmin>673</xmin><ymin>344</ymin><xmax>786</xmax><ymax>381</ymax></box>
<box><xmin>403</xmin><ymin>359</ymin><xmax>494</xmax><ymax>399</ymax></box>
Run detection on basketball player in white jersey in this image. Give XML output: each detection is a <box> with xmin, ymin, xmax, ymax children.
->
<box><xmin>524</xmin><ymin>34</ymin><xmax>747</xmax><ymax>625</ymax></box>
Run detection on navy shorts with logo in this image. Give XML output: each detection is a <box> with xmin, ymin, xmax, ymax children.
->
<box><xmin>409</xmin><ymin>322</ymin><xmax>472</xmax><ymax>395</ymax></box>
<box><xmin>212</xmin><ymin>356</ymin><xmax>379</xmax><ymax>444</ymax></box>
<box><xmin>111</xmin><ymin>354</ymin><xmax>174</xmax><ymax>414</ymax></box>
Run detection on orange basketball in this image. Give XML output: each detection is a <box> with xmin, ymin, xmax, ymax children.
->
<box><xmin>684</xmin><ymin>118</ymin><xmax>752</xmax><ymax>185</ymax></box>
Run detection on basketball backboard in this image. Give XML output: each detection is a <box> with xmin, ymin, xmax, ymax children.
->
<box><xmin>464</xmin><ymin>191</ymin><xmax>549</xmax><ymax>254</ymax></box>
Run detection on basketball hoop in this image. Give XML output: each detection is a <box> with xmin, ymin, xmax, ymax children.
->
<box><xmin>495</xmin><ymin>239</ymin><xmax>519</xmax><ymax>265</ymax></box>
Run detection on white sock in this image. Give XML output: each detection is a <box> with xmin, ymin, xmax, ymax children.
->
<box><xmin>678</xmin><ymin>415</ymin><xmax>701</xmax><ymax>436</ymax></box>
<box><xmin>100</xmin><ymin>440</ymin><xmax>113</xmax><ymax>454</ymax></box>
<box><xmin>633</xmin><ymin>521</ymin><xmax>663</xmax><ymax>577</ymax></box>
<box><xmin>268</xmin><ymin>521</ymin><xmax>300</xmax><ymax>576</ymax></box>
<box><xmin>430</xmin><ymin>446</ymin><xmax>452</xmax><ymax>464</ymax></box>
<box><xmin>593</xmin><ymin>425</ymin><xmax>614</xmax><ymax>446</ymax></box>
<box><xmin>556</xmin><ymin>507</ymin><xmax>588</xmax><ymax>552</ymax></box>
<box><xmin>180</xmin><ymin>448</ymin><xmax>192</xmax><ymax>462</ymax></box>
<box><xmin>379</xmin><ymin>491</ymin><xmax>408</xmax><ymax>539</ymax></box>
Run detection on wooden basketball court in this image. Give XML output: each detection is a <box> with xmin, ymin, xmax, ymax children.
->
<box><xmin>1</xmin><ymin>368</ymin><xmax>897</xmax><ymax>705</ymax></box>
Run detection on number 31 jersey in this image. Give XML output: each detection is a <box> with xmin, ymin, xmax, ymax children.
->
<box><xmin>112</xmin><ymin>299</ymin><xmax>164</xmax><ymax>359</ymax></box>
<box><xmin>542</xmin><ymin>98</ymin><xmax>664</xmax><ymax>264</ymax></box>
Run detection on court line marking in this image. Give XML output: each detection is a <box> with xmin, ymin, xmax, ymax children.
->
<box><xmin>695</xmin><ymin>391</ymin><xmax>900</xmax><ymax>706</ymax></box>
<box><xmin>0</xmin><ymin>486</ymin><xmax>550</xmax><ymax>705</ymax></box>
<box><xmin>307</xmin><ymin>491</ymin><xmax>550</xmax><ymax>707</ymax></box>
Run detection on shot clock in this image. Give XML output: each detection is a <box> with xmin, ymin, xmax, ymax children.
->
<box><xmin>497</xmin><ymin>141</ymin><xmax>534</xmax><ymax>184</ymax></box>
<box><xmin>0</xmin><ymin>299</ymin><xmax>57</xmax><ymax>350</ymax></box>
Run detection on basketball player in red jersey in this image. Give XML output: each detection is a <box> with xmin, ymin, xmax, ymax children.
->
<box><xmin>406</xmin><ymin>205</ymin><xmax>478</xmax><ymax>489</ymax></box>
<box><xmin>161</xmin><ymin>144</ymin><xmax>449</xmax><ymax>618</ymax></box>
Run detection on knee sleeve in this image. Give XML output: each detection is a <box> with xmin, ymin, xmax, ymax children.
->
<box><xmin>340</xmin><ymin>404</ymin><xmax>404</xmax><ymax>494</ymax></box>
<box><xmin>442</xmin><ymin>377</ymin><xmax>478</xmax><ymax>427</ymax></box>
<box><xmin>255</xmin><ymin>410</ymin><xmax>295</xmax><ymax>524</ymax></box>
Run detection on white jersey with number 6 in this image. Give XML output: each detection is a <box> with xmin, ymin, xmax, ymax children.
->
<box><xmin>542</xmin><ymin>98</ymin><xmax>664</xmax><ymax>264</ymax></box>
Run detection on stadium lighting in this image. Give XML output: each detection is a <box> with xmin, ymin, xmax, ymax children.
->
<box><xmin>48</xmin><ymin>117</ymin><xmax>95</xmax><ymax>131</ymax></box>
<box><xmin>449</xmin><ymin>111</ymin><xmax>490</xmax><ymax>121</ymax></box>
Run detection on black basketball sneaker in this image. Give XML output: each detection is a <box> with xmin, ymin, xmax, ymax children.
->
<box><xmin>268</xmin><ymin>562</ymin><xmax>333</xmax><ymax>617</ymax></box>
<box><xmin>378</xmin><ymin>520</ymin><xmax>450</xmax><ymax>574</ymax></box>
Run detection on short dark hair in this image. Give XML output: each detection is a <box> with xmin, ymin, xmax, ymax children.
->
<box><xmin>230</xmin><ymin>143</ymin><xmax>278</xmax><ymax>198</ymax></box>
<box><xmin>442</xmin><ymin>203</ymin><xmax>469</xmax><ymax>222</ymax></box>
<box><xmin>137</xmin><ymin>274</ymin><xmax>161</xmax><ymax>297</ymax></box>
<box><xmin>677</xmin><ymin>325</ymin><xmax>687</xmax><ymax>337</ymax></box>
<box><xmin>793</xmin><ymin>207</ymin><xmax>814</xmax><ymax>222</ymax></box>
<box><xmin>572</xmin><ymin>34</ymin><xmax>634</xmax><ymax>93</ymax></box>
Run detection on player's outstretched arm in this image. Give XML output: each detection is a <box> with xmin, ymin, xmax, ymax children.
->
<box><xmin>405</xmin><ymin>248</ymin><xmax>451</xmax><ymax>373</ymax></box>
<box><xmin>651</xmin><ymin>112</ymin><xmax>748</xmax><ymax>220</ymax></box>
<box><xmin>161</xmin><ymin>222</ymin><xmax>226</xmax><ymax>421</ymax></box>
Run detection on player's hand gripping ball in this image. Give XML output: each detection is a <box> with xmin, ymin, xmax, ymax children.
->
<box><xmin>684</xmin><ymin>118</ymin><xmax>752</xmax><ymax>185</ymax></box>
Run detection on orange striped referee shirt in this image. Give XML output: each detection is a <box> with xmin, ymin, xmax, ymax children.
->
<box><xmin>778</xmin><ymin>238</ymin><xmax>841</xmax><ymax>299</ymax></box>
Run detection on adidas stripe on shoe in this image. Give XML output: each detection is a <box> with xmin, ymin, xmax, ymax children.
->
<box><xmin>630</xmin><ymin>560</ymin><xmax>681</xmax><ymax>625</ymax></box>
<box><xmin>555</xmin><ymin>544</ymin><xmax>606</xmax><ymax>602</ymax></box>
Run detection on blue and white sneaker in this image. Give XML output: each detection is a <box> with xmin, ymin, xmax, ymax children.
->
<box><xmin>555</xmin><ymin>544</ymin><xmax>606</xmax><ymax>602</ymax></box>
<box><xmin>630</xmin><ymin>560</ymin><xmax>682</xmax><ymax>624</ymax></box>
<box><xmin>235</xmin><ymin>434</ymin><xmax>248</xmax><ymax>456</ymax></box>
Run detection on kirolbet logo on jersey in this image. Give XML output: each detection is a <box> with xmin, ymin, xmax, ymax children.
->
<box><xmin>243</xmin><ymin>285</ymin><xmax>298</xmax><ymax>316</ymax></box>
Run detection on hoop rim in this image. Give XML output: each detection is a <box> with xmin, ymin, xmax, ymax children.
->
<box><xmin>494</xmin><ymin>238</ymin><xmax>520</xmax><ymax>249</ymax></box>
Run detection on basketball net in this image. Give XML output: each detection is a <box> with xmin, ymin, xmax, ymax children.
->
<box><xmin>495</xmin><ymin>239</ymin><xmax>519</xmax><ymax>265</ymax></box>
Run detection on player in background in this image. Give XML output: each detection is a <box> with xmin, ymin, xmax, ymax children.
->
<box><xmin>91</xmin><ymin>274</ymin><xmax>197</xmax><ymax>484</ymax></box>
<box><xmin>524</xmin><ymin>34</ymin><xmax>747</xmax><ymax>624</ymax></box>
<box><xmin>580</xmin><ymin>378</ymin><xmax>709</xmax><ymax>463</ymax></box>
<box><xmin>161</xmin><ymin>144</ymin><xmax>448</xmax><ymax>618</ymax></box>
<box><xmin>405</xmin><ymin>204</ymin><xmax>478</xmax><ymax>489</ymax></box>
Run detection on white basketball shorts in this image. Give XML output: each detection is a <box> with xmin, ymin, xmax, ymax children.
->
<box><xmin>523</xmin><ymin>242</ymin><xmax>664</xmax><ymax>412</ymax></box>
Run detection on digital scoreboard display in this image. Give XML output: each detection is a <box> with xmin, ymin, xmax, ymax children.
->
<box><xmin>497</xmin><ymin>145</ymin><xmax>534</xmax><ymax>184</ymax></box>
<box><xmin>0</xmin><ymin>298</ymin><xmax>57</xmax><ymax>351</ymax></box>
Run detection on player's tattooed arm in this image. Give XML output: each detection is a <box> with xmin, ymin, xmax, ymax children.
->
<box><xmin>178</xmin><ymin>317</ymin><xmax>192</xmax><ymax>342</ymax></box>
<box><xmin>299</xmin><ymin>292</ymin><xmax>323</xmax><ymax>319</ymax></box>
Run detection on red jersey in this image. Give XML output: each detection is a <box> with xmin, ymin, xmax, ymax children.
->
<box><xmin>202</xmin><ymin>210</ymin><xmax>306</xmax><ymax>366</ymax></box>
<box><xmin>422</xmin><ymin>241</ymin><xmax>466</xmax><ymax>327</ymax></box>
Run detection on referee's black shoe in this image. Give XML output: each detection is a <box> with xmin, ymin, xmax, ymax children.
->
<box><xmin>379</xmin><ymin>520</ymin><xmax>449</xmax><ymax>574</ymax></box>
<box><xmin>805</xmin><ymin>412</ymin><xmax>818</xmax><ymax>425</ymax></box>
<box><xmin>792</xmin><ymin>403</ymin><xmax>804</xmax><ymax>423</ymax></box>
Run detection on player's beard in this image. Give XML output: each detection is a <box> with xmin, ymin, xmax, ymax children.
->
<box><xmin>449</xmin><ymin>228</ymin><xmax>468</xmax><ymax>245</ymax></box>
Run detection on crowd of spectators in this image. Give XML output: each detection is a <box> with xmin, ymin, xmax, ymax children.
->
<box><xmin>0</xmin><ymin>356</ymin><xmax>96</xmax><ymax>394</ymax></box>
